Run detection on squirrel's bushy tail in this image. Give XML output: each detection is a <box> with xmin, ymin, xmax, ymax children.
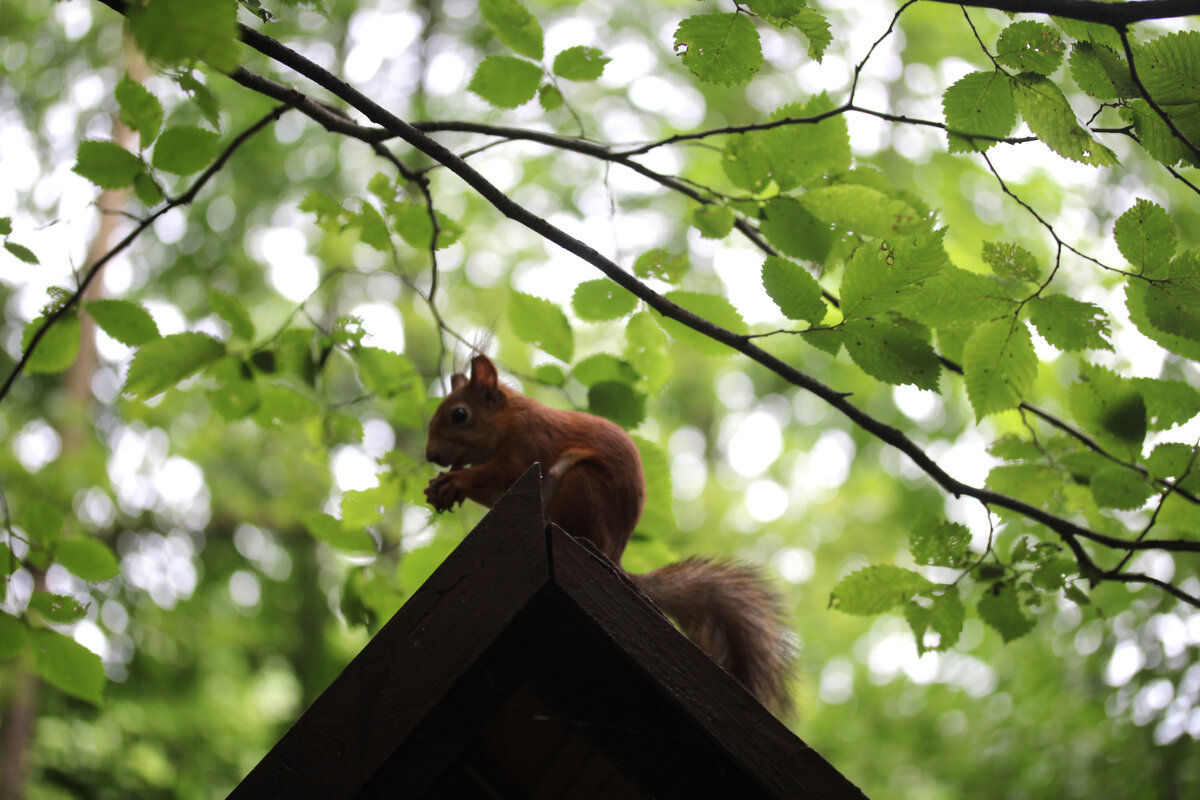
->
<box><xmin>631</xmin><ymin>558</ymin><xmax>793</xmax><ymax>712</ymax></box>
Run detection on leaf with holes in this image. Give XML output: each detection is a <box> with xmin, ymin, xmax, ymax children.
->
<box><xmin>553</xmin><ymin>45</ymin><xmax>610</xmax><ymax>81</ymax></box>
<box><xmin>673</xmin><ymin>13</ymin><xmax>763</xmax><ymax>87</ymax></box>
<box><xmin>995</xmin><ymin>21</ymin><xmax>1065</xmax><ymax>76</ymax></box>
<box><xmin>977</xmin><ymin>582</ymin><xmax>1036</xmax><ymax>642</ymax></box>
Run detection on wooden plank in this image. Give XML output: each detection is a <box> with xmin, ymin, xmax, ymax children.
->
<box><xmin>231</xmin><ymin>466</ymin><xmax>551</xmax><ymax>799</ymax></box>
<box><xmin>546</xmin><ymin>524</ymin><xmax>870</xmax><ymax>800</ymax></box>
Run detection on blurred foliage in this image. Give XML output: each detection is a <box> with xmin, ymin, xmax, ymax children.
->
<box><xmin>1</xmin><ymin>0</ymin><xmax>1199</xmax><ymax>797</ymax></box>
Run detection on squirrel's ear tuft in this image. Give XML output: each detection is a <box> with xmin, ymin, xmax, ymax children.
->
<box><xmin>450</xmin><ymin>372</ymin><xmax>468</xmax><ymax>392</ymax></box>
<box><xmin>470</xmin><ymin>355</ymin><xmax>499</xmax><ymax>391</ymax></box>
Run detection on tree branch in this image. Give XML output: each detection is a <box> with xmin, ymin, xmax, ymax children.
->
<box><xmin>87</xmin><ymin>1</ymin><xmax>1200</xmax><ymax>607</ymax></box>
<box><xmin>923</xmin><ymin>0</ymin><xmax>1200</xmax><ymax>26</ymax></box>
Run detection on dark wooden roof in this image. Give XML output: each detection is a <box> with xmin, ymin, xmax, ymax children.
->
<box><xmin>231</xmin><ymin>465</ymin><xmax>868</xmax><ymax>799</ymax></box>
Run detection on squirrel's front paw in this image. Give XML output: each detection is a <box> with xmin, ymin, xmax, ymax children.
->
<box><xmin>425</xmin><ymin>471</ymin><xmax>467</xmax><ymax>512</ymax></box>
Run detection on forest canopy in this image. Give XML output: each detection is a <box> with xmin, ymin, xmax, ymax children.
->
<box><xmin>2</xmin><ymin>0</ymin><xmax>1200</xmax><ymax>796</ymax></box>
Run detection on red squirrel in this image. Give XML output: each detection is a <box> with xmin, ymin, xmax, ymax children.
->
<box><xmin>425</xmin><ymin>354</ymin><xmax>791</xmax><ymax>711</ymax></box>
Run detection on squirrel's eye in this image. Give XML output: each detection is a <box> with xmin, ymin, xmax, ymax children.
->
<box><xmin>450</xmin><ymin>406</ymin><xmax>469</xmax><ymax>425</ymax></box>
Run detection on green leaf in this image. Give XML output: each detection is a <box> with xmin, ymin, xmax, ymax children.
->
<box><xmin>0</xmin><ymin>613</ymin><xmax>27</xmax><ymax>660</ymax></box>
<box><xmin>128</xmin><ymin>0</ymin><xmax>239</xmax><ymax>71</ymax></box>
<box><xmin>792</xmin><ymin>8</ymin><xmax>833</xmax><ymax>62</ymax></box>
<box><xmin>962</xmin><ymin>319</ymin><xmax>1037</xmax><ymax>419</ymax></box>
<box><xmin>133</xmin><ymin>172</ymin><xmax>164</xmax><ymax>206</ymax></box>
<box><xmin>85</xmin><ymin>299</ymin><xmax>160</xmax><ymax>347</ymax></box>
<box><xmin>352</xmin><ymin>347</ymin><xmax>423</xmax><ymax>399</ymax></box>
<box><xmin>624</xmin><ymin>312</ymin><xmax>670</xmax><ymax>392</ymax></box>
<box><xmin>655</xmin><ymin>291</ymin><xmax>747</xmax><ymax>356</ymax></box>
<box><xmin>839</xmin><ymin>231</ymin><xmax>947</xmax><ymax>321</ymax></box>
<box><xmin>341</xmin><ymin>483</ymin><xmax>399</xmax><ymax>530</ymax></box>
<box><xmin>0</xmin><ymin>217</ymin><xmax>11</xmax><ymax>236</ymax></box>
<box><xmin>124</xmin><ymin>332</ymin><xmax>226</xmax><ymax>398</ymax></box>
<box><xmin>1090</xmin><ymin>467</ymin><xmax>1156</xmax><ymax>510</ymax></box>
<box><xmin>673</xmin><ymin>13</ymin><xmax>763</xmax><ymax>87</ymax></box>
<box><xmin>538</xmin><ymin>84</ymin><xmax>564</xmax><ymax>111</ymax></box>
<box><xmin>509</xmin><ymin>292</ymin><xmax>574</xmax><ymax>362</ymax></box>
<box><xmin>910</xmin><ymin>517</ymin><xmax>972</xmax><ymax>568</ymax></box>
<box><xmin>55</xmin><ymin>538</ymin><xmax>120</xmax><ymax>583</ymax></box>
<box><xmin>995</xmin><ymin>21</ymin><xmax>1065</xmax><ymax>76</ymax></box>
<box><xmin>691</xmin><ymin>205</ymin><xmax>736</xmax><ymax>240</ymax></box>
<box><xmin>4</xmin><ymin>241</ymin><xmax>39</xmax><ymax>264</ymax></box>
<box><xmin>21</xmin><ymin>314</ymin><xmax>81</xmax><ymax>375</ymax></box>
<box><xmin>1135</xmin><ymin>378</ymin><xmax>1200</xmax><ymax>431</ymax></box>
<box><xmin>727</xmin><ymin>93</ymin><xmax>851</xmax><ymax>192</ymax></box>
<box><xmin>1141</xmin><ymin>277</ymin><xmax>1200</xmax><ymax>342</ymax></box>
<box><xmin>842</xmin><ymin>317</ymin><xmax>940</xmax><ymax>391</ymax></box>
<box><xmin>1134</xmin><ymin>31</ymin><xmax>1200</xmax><ymax>105</ymax></box>
<box><xmin>151</xmin><ymin>126</ymin><xmax>221</xmax><ymax>175</ymax></box>
<box><xmin>942</xmin><ymin>70</ymin><xmax>1016</xmax><ymax>152</ymax></box>
<box><xmin>1068</xmin><ymin>365</ymin><xmax>1147</xmax><ymax>455</ymax></box>
<box><xmin>801</xmin><ymin>184</ymin><xmax>924</xmax><ymax>239</ymax></box>
<box><xmin>209</xmin><ymin>375</ymin><xmax>260</xmax><ymax>421</ymax></box>
<box><xmin>349</xmin><ymin>203</ymin><xmax>391</xmax><ymax>251</ymax></box>
<box><xmin>468</xmin><ymin>56</ymin><xmax>542</xmax><ymax>109</ymax></box>
<box><xmin>210</xmin><ymin>289</ymin><xmax>254</xmax><ymax>341</ymax></box>
<box><xmin>1069</xmin><ymin>42</ymin><xmax>1121</xmax><ymax>100</ymax></box>
<box><xmin>977</xmin><ymin>582</ymin><xmax>1036</xmax><ymax>642</ymax></box>
<box><xmin>1125</xmin><ymin>279</ymin><xmax>1200</xmax><ymax>361</ymax></box>
<box><xmin>761</xmin><ymin>256</ymin><xmax>826</xmax><ymax>324</ymax></box>
<box><xmin>1126</xmin><ymin>98</ymin><xmax>1200</xmax><ymax>168</ymax></box>
<box><xmin>907</xmin><ymin>266</ymin><xmax>1018</xmax><ymax>329</ymax></box>
<box><xmin>1027</xmin><ymin>294</ymin><xmax>1112</xmax><ymax>351</ymax></box>
<box><xmin>252</xmin><ymin>384</ymin><xmax>319</xmax><ymax>427</ymax></box>
<box><xmin>982</xmin><ymin>241</ymin><xmax>1040</xmax><ymax>282</ymax></box>
<box><xmin>587</xmin><ymin>381</ymin><xmax>646</xmax><ymax>429</ymax></box>
<box><xmin>30</xmin><ymin>630</ymin><xmax>105</xmax><ymax>705</ymax></box>
<box><xmin>176</xmin><ymin>71</ymin><xmax>222</xmax><ymax>127</ymax></box>
<box><xmin>633</xmin><ymin>249</ymin><xmax>688</xmax><ymax>283</ymax></box>
<box><xmin>73</xmin><ymin>140</ymin><xmax>143</xmax><ymax>189</ymax></box>
<box><xmin>830</xmin><ymin>565</ymin><xmax>935</xmax><ymax>615</ymax></box>
<box><xmin>632</xmin><ymin>436</ymin><xmax>675</xmax><ymax>538</ymax></box>
<box><xmin>534</xmin><ymin>364</ymin><xmax>566</xmax><ymax>386</ymax></box>
<box><xmin>115</xmin><ymin>75</ymin><xmax>163</xmax><ymax>149</ymax></box>
<box><xmin>1145</xmin><ymin>442</ymin><xmax>1198</xmax><ymax>481</ymax></box>
<box><xmin>28</xmin><ymin>592</ymin><xmax>89</xmax><ymax>624</ymax></box>
<box><xmin>572</xmin><ymin>280</ymin><xmax>637</xmax><ymax>321</ymax></box>
<box><xmin>300</xmin><ymin>511</ymin><xmax>375</xmax><ymax>554</ymax></box>
<box><xmin>759</xmin><ymin>197</ymin><xmax>834</xmax><ymax>263</ymax></box>
<box><xmin>552</xmin><ymin>45</ymin><xmax>611</xmax><ymax>81</ymax></box>
<box><xmin>1012</xmin><ymin>73</ymin><xmax>1119</xmax><ymax>166</ymax></box>
<box><xmin>390</xmin><ymin>203</ymin><xmax>463</xmax><ymax>250</ymax></box>
<box><xmin>1114</xmin><ymin>199</ymin><xmax>1176</xmax><ymax>277</ymax></box>
<box><xmin>905</xmin><ymin>586</ymin><xmax>964</xmax><ymax>655</ymax></box>
<box><xmin>572</xmin><ymin>353</ymin><xmax>640</xmax><ymax>387</ymax></box>
<box><xmin>480</xmin><ymin>0</ymin><xmax>544</xmax><ymax>60</ymax></box>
